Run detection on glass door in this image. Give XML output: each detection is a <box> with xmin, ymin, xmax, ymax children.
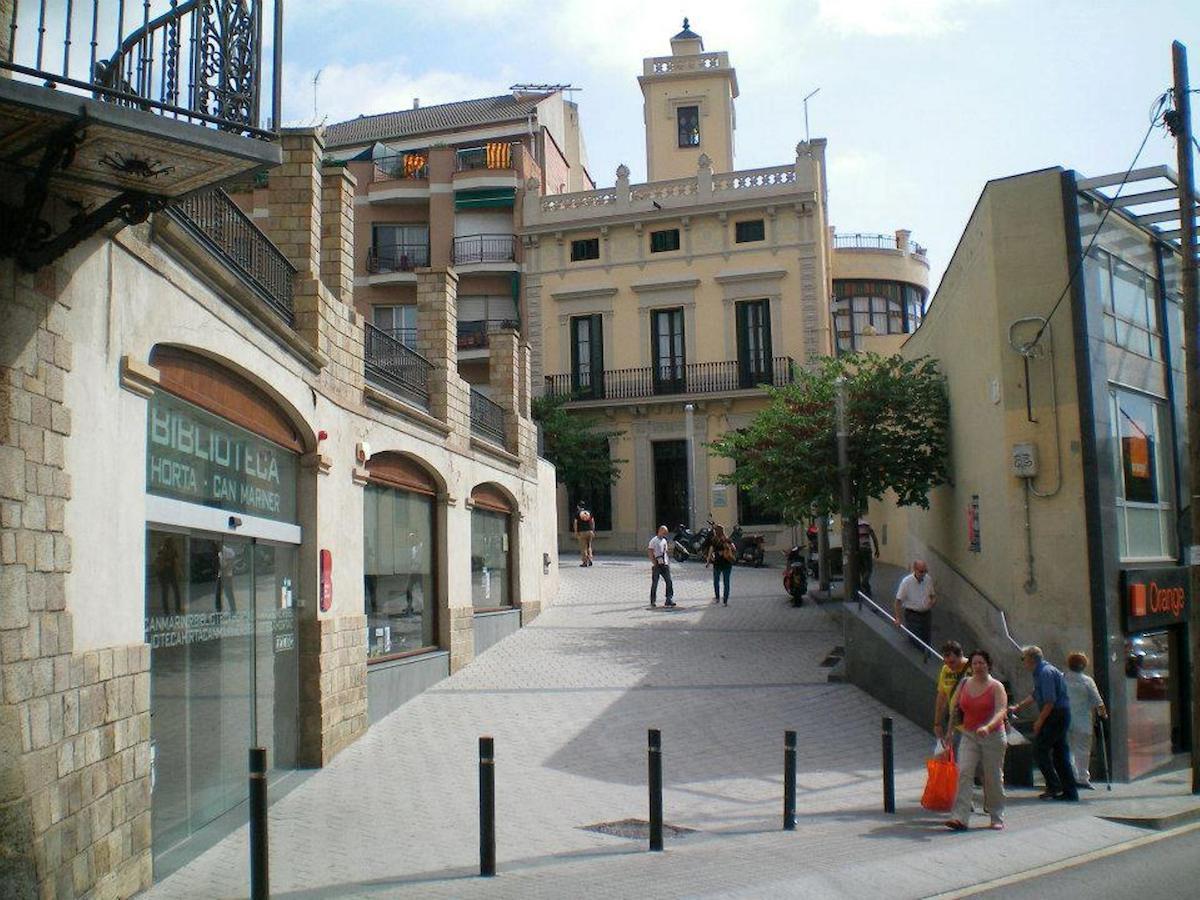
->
<box><xmin>652</xmin><ymin>309</ymin><xmax>686</xmax><ymax>395</ymax></box>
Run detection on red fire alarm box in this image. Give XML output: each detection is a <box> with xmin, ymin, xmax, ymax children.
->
<box><xmin>319</xmin><ymin>549</ymin><xmax>333</xmax><ymax>612</ymax></box>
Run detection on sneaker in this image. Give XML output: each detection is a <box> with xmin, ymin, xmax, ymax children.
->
<box><xmin>989</xmin><ymin>822</ymin><xmax>1005</xmax><ymax>831</ymax></box>
<box><xmin>665</xmin><ymin>601</ymin><xmax>677</xmax><ymax>607</ymax></box>
<box><xmin>944</xmin><ymin>820</ymin><xmax>968</xmax><ymax>831</ymax></box>
<box><xmin>722</xmin><ymin>600</ymin><xmax>728</xmax><ymax>606</ymax></box>
<box><xmin>1038</xmin><ymin>791</ymin><xmax>1061</xmax><ymax>800</ymax></box>
<box><xmin>1079</xmin><ymin>782</ymin><xmax>1095</xmax><ymax>790</ymax></box>
<box><xmin>650</xmin><ymin>602</ymin><xmax>657</xmax><ymax>608</ymax></box>
<box><xmin>713</xmin><ymin>597</ymin><xmax>720</xmax><ymax>604</ymax></box>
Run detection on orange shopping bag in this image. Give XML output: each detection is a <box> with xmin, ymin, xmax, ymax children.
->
<box><xmin>920</xmin><ymin>745</ymin><xmax>958</xmax><ymax>812</ymax></box>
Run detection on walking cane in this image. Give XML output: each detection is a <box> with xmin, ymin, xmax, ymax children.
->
<box><xmin>1097</xmin><ymin>717</ymin><xmax>1112</xmax><ymax>791</ymax></box>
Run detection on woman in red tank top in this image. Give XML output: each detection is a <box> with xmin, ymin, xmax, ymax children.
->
<box><xmin>945</xmin><ymin>650</ymin><xmax>1009</xmax><ymax>831</ymax></box>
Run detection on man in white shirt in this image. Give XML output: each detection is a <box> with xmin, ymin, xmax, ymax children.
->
<box><xmin>647</xmin><ymin>525</ymin><xmax>676</xmax><ymax>608</ymax></box>
<box><xmin>893</xmin><ymin>559</ymin><xmax>935</xmax><ymax>645</ymax></box>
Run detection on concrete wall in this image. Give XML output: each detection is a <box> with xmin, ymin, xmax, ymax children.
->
<box><xmin>366</xmin><ymin>651</ymin><xmax>450</xmax><ymax>724</ymax></box>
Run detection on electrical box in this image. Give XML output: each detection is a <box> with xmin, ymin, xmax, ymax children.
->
<box><xmin>1011</xmin><ymin>442</ymin><xmax>1038</xmax><ymax>478</ymax></box>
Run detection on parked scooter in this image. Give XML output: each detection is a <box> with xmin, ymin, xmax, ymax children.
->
<box><xmin>729</xmin><ymin>524</ymin><xmax>766</xmax><ymax>567</ymax></box>
<box><xmin>783</xmin><ymin>544</ymin><xmax>808</xmax><ymax>605</ymax></box>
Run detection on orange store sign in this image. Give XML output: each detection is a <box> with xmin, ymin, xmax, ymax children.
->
<box><xmin>1123</xmin><ymin>568</ymin><xmax>1189</xmax><ymax>631</ymax></box>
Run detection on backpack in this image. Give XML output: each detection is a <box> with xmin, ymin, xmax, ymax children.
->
<box><xmin>720</xmin><ymin>539</ymin><xmax>736</xmax><ymax>564</ymax></box>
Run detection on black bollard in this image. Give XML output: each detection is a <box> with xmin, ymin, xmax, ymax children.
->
<box><xmin>882</xmin><ymin>716</ymin><xmax>895</xmax><ymax>814</ymax></box>
<box><xmin>784</xmin><ymin>730</ymin><xmax>797</xmax><ymax>830</ymax></box>
<box><xmin>248</xmin><ymin>747</ymin><xmax>269</xmax><ymax>900</ymax></box>
<box><xmin>479</xmin><ymin>736</ymin><xmax>496</xmax><ymax>877</ymax></box>
<box><xmin>648</xmin><ymin>729</ymin><xmax>663</xmax><ymax>851</ymax></box>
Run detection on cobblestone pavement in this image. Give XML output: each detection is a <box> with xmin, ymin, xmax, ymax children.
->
<box><xmin>147</xmin><ymin>557</ymin><xmax>1188</xmax><ymax>899</ymax></box>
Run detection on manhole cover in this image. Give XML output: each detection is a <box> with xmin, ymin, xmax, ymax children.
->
<box><xmin>581</xmin><ymin>818</ymin><xmax>697</xmax><ymax>841</ymax></box>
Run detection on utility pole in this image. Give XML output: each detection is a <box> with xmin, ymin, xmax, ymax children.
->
<box><xmin>836</xmin><ymin>378</ymin><xmax>859</xmax><ymax>603</ymax></box>
<box><xmin>1169</xmin><ymin>41</ymin><xmax>1200</xmax><ymax>795</ymax></box>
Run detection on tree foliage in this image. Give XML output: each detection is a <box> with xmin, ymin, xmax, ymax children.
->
<box><xmin>709</xmin><ymin>354</ymin><xmax>950</xmax><ymax>523</ymax></box>
<box><xmin>531</xmin><ymin>394</ymin><xmax>626</xmax><ymax>492</ymax></box>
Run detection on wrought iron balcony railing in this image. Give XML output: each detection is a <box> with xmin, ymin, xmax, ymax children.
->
<box><xmin>2</xmin><ymin>0</ymin><xmax>282</xmax><ymax>139</ymax></box>
<box><xmin>457</xmin><ymin>318</ymin><xmax>519</xmax><ymax>351</ymax></box>
<box><xmin>469</xmin><ymin>388</ymin><xmax>506</xmax><ymax>446</ymax></box>
<box><xmin>374</xmin><ymin>152</ymin><xmax>429</xmax><ymax>181</ymax></box>
<box><xmin>168</xmin><ymin>188</ymin><xmax>294</xmax><ymax>324</ymax></box>
<box><xmin>544</xmin><ymin>356</ymin><xmax>797</xmax><ymax>402</ymax></box>
<box><xmin>451</xmin><ymin>234</ymin><xmax>517</xmax><ymax>266</ymax></box>
<box><xmin>455</xmin><ymin>142</ymin><xmax>521</xmax><ymax>172</ymax></box>
<box><xmin>367</xmin><ymin>242</ymin><xmax>430</xmax><ymax>274</ymax></box>
<box><xmin>364</xmin><ymin>323</ymin><xmax>433</xmax><ymax>411</ymax></box>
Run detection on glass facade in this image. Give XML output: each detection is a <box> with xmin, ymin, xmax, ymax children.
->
<box><xmin>364</xmin><ymin>483</ymin><xmax>436</xmax><ymax>658</ymax></box>
<box><xmin>832</xmin><ymin>280</ymin><xmax>926</xmax><ymax>352</ymax></box>
<box><xmin>471</xmin><ymin>507</ymin><xmax>511</xmax><ymax>608</ymax></box>
<box><xmin>1084</xmin><ymin>248</ymin><xmax>1162</xmax><ymax>359</ymax></box>
<box><xmin>1109</xmin><ymin>389</ymin><xmax>1175</xmax><ymax>561</ymax></box>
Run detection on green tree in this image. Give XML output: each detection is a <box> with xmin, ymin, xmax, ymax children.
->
<box><xmin>531</xmin><ymin>394</ymin><xmax>625</xmax><ymax>494</ymax></box>
<box><xmin>710</xmin><ymin>353</ymin><xmax>950</xmax><ymax>522</ymax></box>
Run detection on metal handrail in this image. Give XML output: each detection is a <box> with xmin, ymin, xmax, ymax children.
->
<box><xmin>374</xmin><ymin>152</ymin><xmax>429</xmax><ymax>180</ymax></box>
<box><xmin>367</xmin><ymin>243</ymin><xmax>430</xmax><ymax>274</ymax></box>
<box><xmin>469</xmin><ymin>388</ymin><xmax>506</xmax><ymax>445</ymax></box>
<box><xmin>451</xmin><ymin>234</ymin><xmax>517</xmax><ymax>265</ymax></box>
<box><xmin>856</xmin><ymin>590</ymin><xmax>939</xmax><ymax>660</ymax></box>
<box><xmin>544</xmin><ymin>356</ymin><xmax>796</xmax><ymax>402</ymax></box>
<box><xmin>2</xmin><ymin>0</ymin><xmax>280</xmax><ymax>139</ymax></box>
<box><xmin>364</xmin><ymin>323</ymin><xmax>433</xmax><ymax>410</ymax></box>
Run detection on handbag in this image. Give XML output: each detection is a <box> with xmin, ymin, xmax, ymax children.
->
<box><xmin>920</xmin><ymin>743</ymin><xmax>958</xmax><ymax>812</ymax></box>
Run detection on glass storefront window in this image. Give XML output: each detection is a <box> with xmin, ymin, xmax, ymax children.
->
<box><xmin>471</xmin><ymin>508</ymin><xmax>511</xmax><ymax>608</ymax></box>
<box><xmin>1109</xmin><ymin>388</ymin><xmax>1175</xmax><ymax>561</ymax></box>
<box><xmin>364</xmin><ymin>483</ymin><xmax>436</xmax><ymax>658</ymax></box>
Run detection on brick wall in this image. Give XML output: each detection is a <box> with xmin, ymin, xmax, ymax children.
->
<box><xmin>0</xmin><ymin>259</ymin><xmax>152</xmax><ymax>899</ymax></box>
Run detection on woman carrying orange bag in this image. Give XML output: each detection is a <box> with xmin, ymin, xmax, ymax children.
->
<box><xmin>945</xmin><ymin>649</ymin><xmax>1009</xmax><ymax>831</ymax></box>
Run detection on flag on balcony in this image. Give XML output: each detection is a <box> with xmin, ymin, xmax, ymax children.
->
<box><xmin>485</xmin><ymin>142</ymin><xmax>511</xmax><ymax>169</ymax></box>
<box><xmin>403</xmin><ymin>153</ymin><xmax>427</xmax><ymax>177</ymax></box>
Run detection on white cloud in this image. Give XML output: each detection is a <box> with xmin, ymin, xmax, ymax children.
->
<box><xmin>815</xmin><ymin>0</ymin><xmax>1000</xmax><ymax>38</ymax></box>
<box><xmin>281</xmin><ymin>62</ymin><xmax>505</xmax><ymax>127</ymax></box>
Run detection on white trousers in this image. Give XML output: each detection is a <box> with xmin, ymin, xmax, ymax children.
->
<box><xmin>1069</xmin><ymin>729</ymin><xmax>1094</xmax><ymax>785</ymax></box>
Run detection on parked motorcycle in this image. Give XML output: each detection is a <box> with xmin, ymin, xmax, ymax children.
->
<box><xmin>783</xmin><ymin>544</ymin><xmax>808</xmax><ymax>605</ymax></box>
<box><xmin>672</xmin><ymin>518</ymin><xmax>714</xmax><ymax>562</ymax></box>
<box><xmin>729</xmin><ymin>524</ymin><xmax>766</xmax><ymax>567</ymax></box>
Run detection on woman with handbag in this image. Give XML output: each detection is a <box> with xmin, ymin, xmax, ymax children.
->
<box><xmin>946</xmin><ymin>649</ymin><xmax>1009</xmax><ymax>831</ymax></box>
<box><xmin>706</xmin><ymin>524</ymin><xmax>736</xmax><ymax>605</ymax></box>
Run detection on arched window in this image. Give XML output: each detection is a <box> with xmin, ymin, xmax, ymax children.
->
<box><xmin>470</xmin><ymin>485</ymin><xmax>514</xmax><ymax>610</ymax></box>
<box><xmin>364</xmin><ymin>454</ymin><xmax>438</xmax><ymax>658</ymax></box>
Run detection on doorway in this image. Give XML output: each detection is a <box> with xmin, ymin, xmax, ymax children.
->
<box><xmin>652</xmin><ymin>440</ymin><xmax>689</xmax><ymax>531</ymax></box>
<box><xmin>144</xmin><ymin>528</ymin><xmax>299</xmax><ymax>864</ymax></box>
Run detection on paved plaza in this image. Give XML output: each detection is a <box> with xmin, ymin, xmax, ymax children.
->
<box><xmin>148</xmin><ymin>557</ymin><xmax>1195</xmax><ymax>899</ymax></box>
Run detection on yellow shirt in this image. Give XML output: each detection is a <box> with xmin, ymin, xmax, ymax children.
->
<box><xmin>937</xmin><ymin>661</ymin><xmax>968</xmax><ymax>700</ymax></box>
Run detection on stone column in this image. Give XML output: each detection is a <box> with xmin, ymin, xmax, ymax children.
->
<box><xmin>488</xmin><ymin>328</ymin><xmax>521</xmax><ymax>456</ymax></box>
<box><xmin>263</xmin><ymin>128</ymin><xmax>324</xmax><ymax>279</ymax></box>
<box><xmin>427</xmin><ymin>148</ymin><xmax>456</xmax><ymax>268</ymax></box>
<box><xmin>320</xmin><ymin>163</ymin><xmax>357</xmax><ymax>305</ymax></box>
<box><xmin>415</xmin><ymin>268</ymin><xmax>469</xmax><ymax>442</ymax></box>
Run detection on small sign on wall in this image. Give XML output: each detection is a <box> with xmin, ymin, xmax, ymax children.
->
<box><xmin>967</xmin><ymin>495</ymin><xmax>981</xmax><ymax>552</ymax></box>
<box><xmin>712</xmin><ymin>484</ymin><xmax>728</xmax><ymax>508</ymax></box>
<box><xmin>1123</xmin><ymin>567</ymin><xmax>1189</xmax><ymax>632</ymax></box>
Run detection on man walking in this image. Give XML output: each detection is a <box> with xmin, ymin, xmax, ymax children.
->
<box><xmin>1010</xmin><ymin>646</ymin><xmax>1079</xmax><ymax>801</ymax></box>
<box><xmin>893</xmin><ymin>560</ymin><xmax>935</xmax><ymax>645</ymax></box>
<box><xmin>857</xmin><ymin>517</ymin><xmax>880</xmax><ymax>598</ymax></box>
<box><xmin>933</xmin><ymin>640</ymin><xmax>970</xmax><ymax>746</ymax></box>
<box><xmin>572</xmin><ymin>501</ymin><xmax>595</xmax><ymax>567</ymax></box>
<box><xmin>647</xmin><ymin>525</ymin><xmax>676</xmax><ymax>608</ymax></box>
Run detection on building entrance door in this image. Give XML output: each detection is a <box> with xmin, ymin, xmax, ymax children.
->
<box><xmin>145</xmin><ymin>527</ymin><xmax>298</xmax><ymax>868</ymax></box>
<box><xmin>653</xmin><ymin>440</ymin><xmax>689</xmax><ymax>532</ymax></box>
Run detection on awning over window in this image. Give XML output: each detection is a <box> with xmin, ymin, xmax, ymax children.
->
<box><xmin>455</xmin><ymin>188</ymin><xmax>516</xmax><ymax>209</ymax></box>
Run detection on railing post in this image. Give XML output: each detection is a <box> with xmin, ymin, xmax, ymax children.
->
<box><xmin>882</xmin><ymin>717</ymin><xmax>895</xmax><ymax>814</ymax></box>
<box><xmin>783</xmin><ymin>730</ymin><xmax>797</xmax><ymax>830</ymax></box>
<box><xmin>248</xmin><ymin>747</ymin><xmax>269</xmax><ymax>900</ymax></box>
<box><xmin>648</xmin><ymin>728</ymin><xmax>663</xmax><ymax>851</ymax></box>
<box><xmin>479</xmin><ymin>736</ymin><xmax>496</xmax><ymax>877</ymax></box>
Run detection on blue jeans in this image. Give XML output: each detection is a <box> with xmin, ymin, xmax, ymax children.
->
<box><xmin>712</xmin><ymin>566</ymin><xmax>731</xmax><ymax>601</ymax></box>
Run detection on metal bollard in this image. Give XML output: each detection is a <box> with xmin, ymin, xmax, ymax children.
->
<box><xmin>479</xmin><ymin>736</ymin><xmax>496</xmax><ymax>877</ymax></box>
<box><xmin>783</xmin><ymin>730</ymin><xmax>797</xmax><ymax>830</ymax></box>
<box><xmin>882</xmin><ymin>716</ymin><xmax>896</xmax><ymax>814</ymax></box>
<box><xmin>648</xmin><ymin>729</ymin><xmax>663</xmax><ymax>851</ymax></box>
<box><xmin>248</xmin><ymin>747</ymin><xmax>269</xmax><ymax>900</ymax></box>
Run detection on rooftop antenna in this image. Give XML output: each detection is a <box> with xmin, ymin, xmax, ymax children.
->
<box><xmin>312</xmin><ymin>68</ymin><xmax>323</xmax><ymax>122</ymax></box>
<box><xmin>803</xmin><ymin>87</ymin><xmax>820</xmax><ymax>144</ymax></box>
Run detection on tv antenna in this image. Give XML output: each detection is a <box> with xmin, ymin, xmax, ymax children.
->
<box><xmin>803</xmin><ymin>87</ymin><xmax>820</xmax><ymax>143</ymax></box>
<box><xmin>312</xmin><ymin>68</ymin><xmax>323</xmax><ymax>122</ymax></box>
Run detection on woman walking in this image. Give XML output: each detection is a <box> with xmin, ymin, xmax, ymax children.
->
<box><xmin>946</xmin><ymin>650</ymin><xmax>1009</xmax><ymax>831</ymax></box>
<box><xmin>1064</xmin><ymin>652</ymin><xmax>1107</xmax><ymax>788</ymax></box>
<box><xmin>706</xmin><ymin>524</ymin><xmax>736</xmax><ymax>605</ymax></box>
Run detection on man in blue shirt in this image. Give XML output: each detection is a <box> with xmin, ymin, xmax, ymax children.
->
<box><xmin>1010</xmin><ymin>646</ymin><xmax>1079</xmax><ymax>801</ymax></box>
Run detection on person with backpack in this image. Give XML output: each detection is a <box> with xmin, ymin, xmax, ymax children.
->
<box><xmin>572</xmin><ymin>501</ymin><xmax>595</xmax><ymax>567</ymax></box>
<box><xmin>706</xmin><ymin>523</ymin><xmax>737</xmax><ymax>606</ymax></box>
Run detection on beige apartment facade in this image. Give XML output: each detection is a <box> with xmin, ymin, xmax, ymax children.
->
<box><xmin>523</xmin><ymin>23</ymin><xmax>926</xmax><ymax>554</ymax></box>
<box><xmin>869</xmin><ymin>166</ymin><xmax>1190</xmax><ymax>781</ymax></box>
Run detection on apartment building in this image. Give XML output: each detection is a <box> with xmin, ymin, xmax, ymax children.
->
<box><xmin>522</xmin><ymin>22</ymin><xmax>925</xmax><ymax>552</ymax></box>
<box><xmin>318</xmin><ymin>89</ymin><xmax>593</xmax><ymax>390</ymax></box>
<box><xmin>0</xmin><ymin>3</ymin><xmax>557</xmax><ymax>893</ymax></box>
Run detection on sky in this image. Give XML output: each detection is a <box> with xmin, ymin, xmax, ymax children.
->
<box><xmin>280</xmin><ymin>0</ymin><xmax>1198</xmax><ymax>292</ymax></box>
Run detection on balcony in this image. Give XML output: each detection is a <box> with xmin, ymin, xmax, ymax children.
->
<box><xmin>375</xmin><ymin>152</ymin><xmax>429</xmax><ymax>181</ymax></box>
<box><xmin>364</xmin><ymin>323</ymin><xmax>434</xmax><ymax>411</ymax></box>
<box><xmin>451</xmin><ymin>234</ymin><xmax>517</xmax><ymax>267</ymax></box>
<box><xmin>545</xmin><ymin>357</ymin><xmax>797</xmax><ymax>403</ymax></box>
<box><xmin>0</xmin><ymin>0</ymin><xmax>283</xmax><ymax>269</ymax></box>
<box><xmin>457</xmin><ymin>318</ymin><xmax>520</xmax><ymax>353</ymax></box>
<box><xmin>834</xmin><ymin>232</ymin><xmax>927</xmax><ymax>257</ymax></box>
<box><xmin>455</xmin><ymin>143</ymin><xmax>522</xmax><ymax>172</ymax></box>
<box><xmin>367</xmin><ymin>243</ymin><xmax>430</xmax><ymax>275</ymax></box>
<box><xmin>469</xmin><ymin>388</ymin><xmax>506</xmax><ymax>446</ymax></box>
<box><xmin>167</xmin><ymin>188</ymin><xmax>295</xmax><ymax>325</ymax></box>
